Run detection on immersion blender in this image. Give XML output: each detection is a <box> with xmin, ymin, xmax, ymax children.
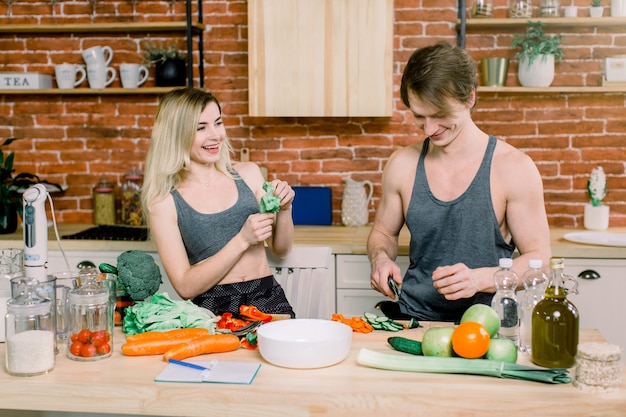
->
<box><xmin>23</xmin><ymin>184</ymin><xmax>49</xmax><ymax>281</ymax></box>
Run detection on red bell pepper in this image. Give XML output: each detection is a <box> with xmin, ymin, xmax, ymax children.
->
<box><xmin>239</xmin><ymin>305</ymin><xmax>273</xmax><ymax>322</ymax></box>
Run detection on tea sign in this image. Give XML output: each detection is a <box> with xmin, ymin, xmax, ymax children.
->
<box><xmin>0</xmin><ymin>73</ymin><xmax>52</xmax><ymax>89</ymax></box>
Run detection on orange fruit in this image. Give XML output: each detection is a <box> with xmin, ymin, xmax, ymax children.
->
<box><xmin>451</xmin><ymin>321</ymin><xmax>491</xmax><ymax>359</ymax></box>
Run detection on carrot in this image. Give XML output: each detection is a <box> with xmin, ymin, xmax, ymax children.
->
<box><xmin>124</xmin><ymin>328</ymin><xmax>209</xmax><ymax>344</ymax></box>
<box><xmin>331</xmin><ymin>314</ymin><xmax>374</xmax><ymax>333</ymax></box>
<box><xmin>121</xmin><ymin>339</ymin><xmax>193</xmax><ymax>356</ymax></box>
<box><xmin>163</xmin><ymin>334</ymin><xmax>240</xmax><ymax>362</ymax></box>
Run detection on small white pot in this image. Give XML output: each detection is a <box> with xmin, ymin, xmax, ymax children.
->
<box><xmin>564</xmin><ymin>5</ymin><xmax>578</xmax><ymax>17</ymax></box>
<box><xmin>590</xmin><ymin>6</ymin><xmax>604</xmax><ymax>17</ymax></box>
<box><xmin>611</xmin><ymin>0</ymin><xmax>626</xmax><ymax>16</ymax></box>
<box><xmin>584</xmin><ymin>203</ymin><xmax>610</xmax><ymax>231</ymax></box>
<box><xmin>518</xmin><ymin>55</ymin><xmax>555</xmax><ymax>87</ymax></box>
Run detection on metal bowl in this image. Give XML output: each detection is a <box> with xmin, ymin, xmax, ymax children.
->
<box><xmin>256</xmin><ymin>319</ymin><xmax>352</xmax><ymax>369</ymax></box>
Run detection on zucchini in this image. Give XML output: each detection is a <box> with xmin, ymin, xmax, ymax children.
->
<box><xmin>388</xmin><ymin>336</ymin><xmax>423</xmax><ymax>355</ymax></box>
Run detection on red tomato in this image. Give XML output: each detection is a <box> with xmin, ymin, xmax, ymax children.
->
<box><xmin>69</xmin><ymin>341</ymin><xmax>83</xmax><ymax>356</ymax></box>
<box><xmin>96</xmin><ymin>343</ymin><xmax>111</xmax><ymax>355</ymax></box>
<box><xmin>78</xmin><ymin>329</ymin><xmax>92</xmax><ymax>344</ymax></box>
<box><xmin>70</xmin><ymin>333</ymin><xmax>80</xmax><ymax>343</ymax></box>
<box><xmin>80</xmin><ymin>343</ymin><xmax>97</xmax><ymax>357</ymax></box>
<box><xmin>92</xmin><ymin>330</ymin><xmax>109</xmax><ymax>347</ymax></box>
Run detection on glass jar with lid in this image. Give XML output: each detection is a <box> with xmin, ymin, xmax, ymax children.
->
<box><xmin>471</xmin><ymin>0</ymin><xmax>494</xmax><ymax>17</ymax></box>
<box><xmin>5</xmin><ymin>282</ymin><xmax>55</xmax><ymax>376</ymax></box>
<box><xmin>509</xmin><ymin>0</ymin><xmax>533</xmax><ymax>18</ymax></box>
<box><xmin>93</xmin><ymin>177</ymin><xmax>116</xmax><ymax>225</ymax></box>
<box><xmin>67</xmin><ymin>271</ymin><xmax>113</xmax><ymax>361</ymax></box>
<box><xmin>120</xmin><ymin>167</ymin><xmax>144</xmax><ymax>226</ymax></box>
<box><xmin>539</xmin><ymin>0</ymin><xmax>560</xmax><ymax>17</ymax></box>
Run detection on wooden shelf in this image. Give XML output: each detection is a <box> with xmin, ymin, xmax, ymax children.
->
<box><xmin>0</xmin><ymin>22</ymin><xmax>205</xmax><ymax>34</ymax></box>
<box><xmin>478</xmin><ymin>86</ymin><xmax>626</xmax><ymax>93</ymax></box>
<box><xmin>459</xmin><ymin>16</ymin><xmax>626</xmax><ymax>30</ymax></box>
<box><xmin>0</xmin><ymin>87</ymin><xmax>182</xmax><ymax>95</ymax></box>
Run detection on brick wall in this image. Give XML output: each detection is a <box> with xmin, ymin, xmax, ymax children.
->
<box><xmin>0</xmin><ymin>0</ymin><xmax>624</xmax><ymax>228</ymax></box>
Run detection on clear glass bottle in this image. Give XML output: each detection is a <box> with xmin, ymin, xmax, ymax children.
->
<box><xmin>67</xmin><ymin>272</ymin><xmax>113</xmax><ymax>361</ymax></box>
<box><xmin>539</xmin><ymin>0</ymin><xmax>560</xmax><ymax>17</ymax></box>
<box><xmin>471</xmin><ymin>0</ymin><xmax>494</xmax><ymax>18</ymax></box>
<box><xmin>509</xmin><ymin>0</ymin><xmax>533</xmax><ymax>18</ymax></box>
<box><xmin>519</xmin><ymin>259</ymin><xmax>548</xmax><ymax>353</ymax></box>
<box><xmin>491</xmin><ymin>258</ymin><xmax>519</xmax><ymax>344</ymax></box>
<box><xmin>531</xmin><ymin>257</ymin><xmax>579</xmax><ymax>368</ymax></box>
<box><xmin>93</xmin><ymin>177</ymin><xmax>116</xmax><ymax>225</ymax></box>
<box><xmin>120</xmin><ymin>167</ymin><xmax>144</xmax><ymax>226</ymax></box>
<box><xmin>5</xmin><ymin>283</ymin><xmax>55</xmax><ymax>376</ymax></box>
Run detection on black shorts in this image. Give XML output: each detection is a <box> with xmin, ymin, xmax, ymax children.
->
<box><xmin>192</xmin><ymin>275</ymin><xmax>295</xmax><ymax>318</ymax></box>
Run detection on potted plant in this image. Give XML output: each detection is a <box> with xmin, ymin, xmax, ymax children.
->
<box><xmin>511</xmin><ymin>21</ymin><xmax>564</xmax><ymax>87</ymax></box>
<box><xmin>590</xmin><ymin>0</ymin><xmax>604</xmax><ymax>16</ymax></box>
<box><xmin>142</xmin><ymin>41</ymin><xmax>187</xmax><ymax>87</ymax></box>
<box><xmin>0</xmin><ymin>137</ymin><xmax>62</xmax><ymax>234</ymax></box>
<box><xmin>584</xmin><ymin>166</ymin><xmax>609</xmax><ymax>230</ymax></box>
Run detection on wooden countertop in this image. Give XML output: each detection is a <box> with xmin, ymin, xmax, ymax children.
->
<box><xmin>0</xmin><ymin>324</ymin><xmax>624</xmax><ymax>417</ymax></box>
<box><xmin>0</xmin><ymin>224</ymin><xmax>624</xmax><ymax>258</ymax></box>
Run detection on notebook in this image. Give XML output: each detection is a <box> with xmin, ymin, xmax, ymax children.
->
<box><xmin>155</xmin><ymin>359</ymin><xmax>261</xmax><ymax>384</ymax></box>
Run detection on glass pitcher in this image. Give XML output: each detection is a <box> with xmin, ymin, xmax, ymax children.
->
<box><xmin>341</xmin><ymin>178</ymin><xmax>373</xmax><ymax>227</ymax></box>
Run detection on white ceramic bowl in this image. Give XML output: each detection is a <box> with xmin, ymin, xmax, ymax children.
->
<box><xmin>256</xmin><ymin>319</ymin><xmax>352</xmax><ymax>369</ymax></box>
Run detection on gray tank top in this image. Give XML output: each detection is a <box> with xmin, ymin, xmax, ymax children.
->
<box><xmin>171</xmin><ymin>176</ymin><xmax>259</xmax><ymax>265</ymax></box>
<box><xmin>400</xmin><ymin>135</ymin><xmax>515</xmax><ymax>322</ymax></box>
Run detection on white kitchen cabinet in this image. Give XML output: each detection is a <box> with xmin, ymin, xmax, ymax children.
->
<box><xmin>564</xmin><ymin>258</ymin><xmax>626</xmax><ymax>363</ymax></box>
<box><xmin>47</xmin><ymin>250</ymin><xmax>180</xmax><ymax>300</ymax></box>
<box><xmin>335</xmin><ymin>254</ymin><xmax>410</xmax><ymax>317</ymax></box>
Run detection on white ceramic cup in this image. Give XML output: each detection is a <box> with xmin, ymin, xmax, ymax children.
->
<box><xmin>87</xmin><ymin>64</ymin><xmax>116</xmax><ymax>89</ymax></box>
<box><xmin>55</xmin><ymin>63</ymin><xmax>87</xmax><ymax>89</ymax></box>
<box><xmin>563</xmin><ymin>5</ymin><xmax>577</xmax><ymax>17</ymax></box>
<box><xmin>120</xmin><ymin>63</ymin><xmax>149</xmax><ymax>88</ymax></box>
<box><xmin>82</xmin><ymin>45</ymin><xmax>114</xmax><ymax>68</ymax></box>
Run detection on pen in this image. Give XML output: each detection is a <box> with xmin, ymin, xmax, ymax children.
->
<box><xmin>168</xmin><ymin>359</ymin><xmax>216</xmax><ymax>372</ymax></box>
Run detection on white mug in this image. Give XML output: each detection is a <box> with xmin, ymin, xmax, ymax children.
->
<box><xmin>87</xmin><ymin>65</ymin><xmax>116</xmax><ymax>89</ymax></box>
<box><xmin>120</xmin><ymin>63</ymin><xmax>149</xmax><ymax>88</ymax></box>
<box><xmin>82</xmin><ymin>45</ymin><xmax>114</xmax><ymax>68</ymax></box>
<box><xmin>55</xmin><ymin>63</ymin><xmax>87</xmax><ymax>89</ymax></box>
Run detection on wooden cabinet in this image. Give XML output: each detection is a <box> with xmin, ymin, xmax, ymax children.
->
<box><xmin>335</xmin><ymin>254</ymin><xmax>409</xmax><ymax>317</ymax></box>
<box><xmin>564</xmin><ymin>258</ymin><xmax>626</xmax><ymax>363</ymax></box>
<box><xmin>247</xmin><ymin>0</ymin><xmax>394</xmax><ymax>117</ymax></box>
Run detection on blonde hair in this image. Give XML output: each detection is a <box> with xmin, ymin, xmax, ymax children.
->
<box><xmin>142</xmin><ymin>88</ymin><xmax>234</xmax><ymax>223</ymax></box>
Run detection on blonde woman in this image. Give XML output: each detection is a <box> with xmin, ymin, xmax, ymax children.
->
<box><xmin>142</xmin><ymin>88</ymin><xmax>295</xmax><ymax>317</ymax></box>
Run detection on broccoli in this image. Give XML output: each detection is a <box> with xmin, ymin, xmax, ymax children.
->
<box><xmin>115</xmin><ymin>250</ymin><xmax>162</xmax><ymax>301</ymax></box>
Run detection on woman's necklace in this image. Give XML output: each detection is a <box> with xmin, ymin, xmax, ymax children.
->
<box><xmin>186</xmin><ymin>172</ymin><xmax>217</xmax><ymax>188</ymax></box>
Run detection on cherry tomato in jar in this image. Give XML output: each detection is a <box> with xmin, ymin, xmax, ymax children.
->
<box><xmin>78</xmin><ymin>329</ymin><xmax>92</xmax><ymax>344</ymax></box>
<box><xmin>80</xmin><ymin>343</ymin><xmax>97</xmax><ymax>357</ymax></box>
<box><xmin>96</xmin><ymin>343</ymin><xmax>111</xmax><ymax>355</ymax></box>
<box><xmin>70</xmin><ymin>341</ymin><xmax>83</xmax><ymax>356</ymax></box>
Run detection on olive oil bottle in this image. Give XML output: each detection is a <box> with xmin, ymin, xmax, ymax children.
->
<box><xmin>531</xmin><ymin>257</ymin><xmax>579</xmax><ymax>368</ymax></box>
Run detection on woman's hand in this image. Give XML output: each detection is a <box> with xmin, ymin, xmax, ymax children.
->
<box><xmin>271</xmin><ymin>179</ymin><xmax>295</xmax><ymax>211</ymax></box>
<box><xmin>240</xmin><ymin>213</ymin><xmax>275</xmax><ymax>246</ymax></box>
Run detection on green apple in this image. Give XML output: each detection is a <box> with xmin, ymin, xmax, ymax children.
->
<box><xmin>460</xmin><ymin>304</ymin><xmax>500</xmax><ymax>338</ymax></box>
<box><xmin>422</xmin><ymin>327</ymin><xmax>455</xmax><ymax>357</ymax></box>
<box><xmin>485</xmin><ymin>337</ymin><xmax>518</xmax><ymax>363</ymax></box>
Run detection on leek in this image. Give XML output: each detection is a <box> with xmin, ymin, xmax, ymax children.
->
<box><xmin>357</xmin><ymin>348</ymin><xmax>572</xmax><ymax>384</ymax></box>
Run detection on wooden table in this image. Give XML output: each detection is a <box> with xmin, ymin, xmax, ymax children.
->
<box><xmin>0</xmin><ymin>323</ymin><xmax>624</xmax><ymax>417</ymax></box>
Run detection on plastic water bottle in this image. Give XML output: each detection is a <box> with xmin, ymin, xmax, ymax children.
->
<box><xmin>491</xmin><ymin>258</ymin><xmax>519</xmax><ymax>344</ymax></box>
<box><xmin>518</xmin><ymin>259</ymin><xmax>548</xmax><ymax>353</ymax></box>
